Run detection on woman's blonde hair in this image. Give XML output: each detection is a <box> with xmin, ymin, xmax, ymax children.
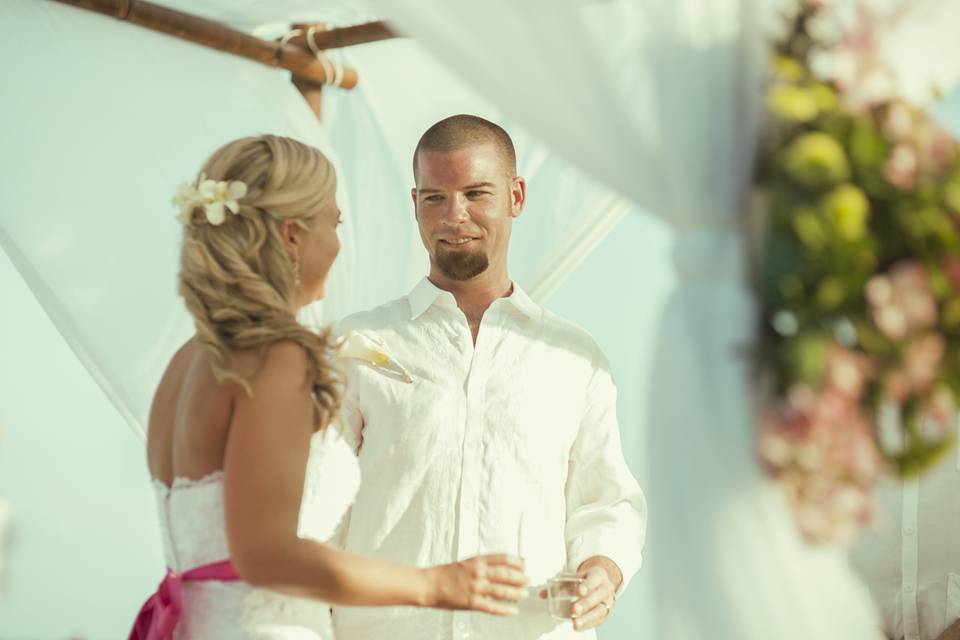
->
<box><xmin>177</xmin><ymin>134</ymin><xmax>341</xmax><ymax>427</ymax></box>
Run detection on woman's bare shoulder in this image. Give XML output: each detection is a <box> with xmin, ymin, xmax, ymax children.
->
<box><xmin>235</xmin><ymin>340</ymin><xmax>312</xmax><ymax>391</ymax></box>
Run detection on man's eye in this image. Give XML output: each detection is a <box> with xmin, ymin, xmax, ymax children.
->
<box><xmin>424</xmin><ymin>195</ymin><xmax>443</xmax><ymax>202</ymax></box>
<box><xmin>467</xmin><ymin>191</ymin><xmax>488</xmax><ymax>198</ymax></box>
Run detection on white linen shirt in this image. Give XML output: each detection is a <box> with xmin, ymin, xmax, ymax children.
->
<box><xmin>851</xmin><ymin>417</ymin><xmax>960</xmax><ymax>640</ymax></box>
<box><xmin>330</xmin><ymin>278</ymin><xmax>646</xmax><ymax>640</ymax></box>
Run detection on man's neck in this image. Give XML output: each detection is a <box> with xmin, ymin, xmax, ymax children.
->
<box><xmin>428</xmin><ymin>269</ymin><xmax>513</xmax><ymax>322</ymax></box>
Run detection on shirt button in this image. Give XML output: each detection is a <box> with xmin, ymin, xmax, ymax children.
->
<box><xmin>904</xmin><ymin>527</ymin><xmax>915</xmax><ymax>535</ymax></box>
<box><xmin>904</xmin><ymin>585</ymin><xmax>915</xmax><ymax>593</ymax></box>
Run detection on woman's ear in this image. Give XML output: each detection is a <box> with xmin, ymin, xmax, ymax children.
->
<box><xmin>278</xmin><ymin>219</ymin><xmax>301</xmax><ymax>262</ymax></box>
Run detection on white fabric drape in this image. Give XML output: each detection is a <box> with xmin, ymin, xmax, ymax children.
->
<box><xmin>365</xmin><ymin>1</ymin><xmax>883</xmax><ymax>638</ymax></box>
<box><xmin>0</xmin><ymin>0</ymin><xmax>353</xmax><ymax>436</ymax></box>
<box><xmin>14</xmin><ymin>0</ymin><xmax>959</xmax><ymax>636</ymax></box>
<box><xmin>362</xmin><ymin>0</ymin><xmax>669</xmax><ymax>213</ymax></box>
<box><xmin>525</xmin><ymin>195</ymin><xmax>632</xmax><ymax>303</ymax></box>
<box><xmin>316</xmin><ymin>37</ymin><xmax>640</xmax><ymax>315</ymax></box>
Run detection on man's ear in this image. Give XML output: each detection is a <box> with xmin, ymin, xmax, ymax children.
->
<box><xmin>510</xmin><ymin>176</ymin><xmax>527</xmax><ymax>218</ymax></box>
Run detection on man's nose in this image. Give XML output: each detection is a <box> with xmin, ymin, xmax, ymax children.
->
<box><xmin>441</xmin><ymin>193</ymin><xmax>470</xmax><ymax>223</ymax></box>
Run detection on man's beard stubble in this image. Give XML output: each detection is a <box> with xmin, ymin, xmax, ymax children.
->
<box><xmin>436</xmin><ymin>246</ymin><xmax>489</xmax><ymax>281</ymax></box>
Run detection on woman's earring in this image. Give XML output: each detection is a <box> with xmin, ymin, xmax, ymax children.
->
<box><xmin>293</xmin><ymin>261</ymin><xmax>301</xmax><ymax>286</ymax></box>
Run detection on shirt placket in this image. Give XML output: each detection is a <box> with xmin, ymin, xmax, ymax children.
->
<box><xmin>901</xmin><ymin>477</ymin><xmax>920</xmax><ymax>640</ymax></box>
<box><xmin>451</xmin><ymin>307</ymin><xmax>496</xmax><ymax>640</ymax></box>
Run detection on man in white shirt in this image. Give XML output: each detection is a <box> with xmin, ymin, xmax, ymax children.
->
<box><xmin>331</xmin><ymin>115</ymin><xmax>647</xmax><ymax>640</ymax></box>
<box><xmin>851</xmin><ymin>426</ymin><xmax>960</xmax><ymax>640</ymax></box>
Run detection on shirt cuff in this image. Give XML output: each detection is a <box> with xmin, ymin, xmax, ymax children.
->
<box><xmin>567</xmin><ymin>529</ymin><xmax>644</xmax><ymax>596</ymax></box>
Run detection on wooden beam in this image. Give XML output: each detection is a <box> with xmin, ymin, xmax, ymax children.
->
<box><xmin>52</xmin><ymin>0</ymin><xmax>358</xmax><ymax>89</ymax></box>
<box><xmin>284</xmin><ymin>21</ymin><xmax>397</xmax><ymax>51</ymax></box>
<box><xmin>292</xmin><ymin>77</ymin><xmax>324</xmax><ymax>120</ymax></box>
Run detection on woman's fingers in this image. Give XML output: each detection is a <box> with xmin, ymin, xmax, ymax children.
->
<box><xmin>470</xmin><ymin>595</ymin><xmax>520</xmax><ymax>617</ymax></box>
<box><xmin>480</xmin><ymin>553</ymin><xmax>525</xmax><ymax>570</ymax></box>
<box><xmin>479</xmin><ymin>581</ymin><xmax>527</xmax><ymax>602</ymax></box>
<box><xmin>484</xmin><ymin>565</ymin><xmax>529</xmax><ymax>587</ymax></box>
<box><xmin>458</xmin><ymin>553</ymin><xmax>529</xmax><ymax>615</ymax></box>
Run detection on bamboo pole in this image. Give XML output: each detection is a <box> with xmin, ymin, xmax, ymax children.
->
<box><xmin>51</xmin><ymin>0</ymin><xmax>358</xmax><ymax>89</ymax></box>
<box><xmin>292</xmin><ymin>77</ymin><xmax>324</xmax><ymax>120</ymax></box>
<box><xmin>284</xmin><ymin>21</ymin><xmax>397</xmax><ymax>51</ymax></box>
<box><xmin>288</xmin><ymin>23</ymin><xmax>358</xmax><ymax>91</ymax></box>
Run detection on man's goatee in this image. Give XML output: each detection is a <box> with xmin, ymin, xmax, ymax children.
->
<box><xmin>436</xmin><ymin>249</ymin><xmax>488</xmax><ymax>281</ymax></box>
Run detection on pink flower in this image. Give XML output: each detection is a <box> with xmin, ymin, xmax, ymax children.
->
<box><xmin>882</xmin><ymin>369</ymin><xmax>911</xmax><ymax>404</ymax></box>
<box><xmin>865</xmin><ymin>261</ymin><xmax>937</xmax><ymax>340</ymax></box>
<box><xmin>825</xmin><ymin>345</ymin><xmax>874</xmax><ymax>400</ymax></box>
<box><xmin>882</xmin><ymin>102</ymin><xmax>914</xmax><ymax>140</ymax></box>
<box><xmin>883</xmin><ymin>144</ymin><xmax>918</xmax><ymax>190</ymax></box>
<box><xmin>759</xmin><ymin>382</ymin><xmax>884</xmax><ymax>544</ymax></box>
<box><xmin>911</xmin><ymin>117</ymin><xmax>959</xmax><ymax>175</ymax></box>
<box><xmin>944</xmin><ymin>255</ymin><xmax>960</xmax><ymax>291</ymax></box>
<box><xmin>804</xmin><ymin>2</ymin><xmax>914</xmax><ymax>114</ymax></box>
<box><xmin>881</xmin><ymin>333</ymin><xmax>945</xmax><ymax>405</ymax></box>
<box><xmin>919</xmin><ymin>387</ymin><xmax>957</xmax><ymax>442</ymax></box>
<box><xmin>904</xmin><ymin>333</ymin><xmax>946</xmax><ymax>394</ymax></box>
<box><xmin>927</xmin><ymin>130</ymin><xmax>957</xmax><ymax>173</ymax></box>
<box><xmin>805</xmin><ymin>3</ymin><xmax>898</xmax><ymax>113</ymax></box>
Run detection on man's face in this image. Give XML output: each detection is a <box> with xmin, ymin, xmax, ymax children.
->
<box><xmin>412</xmin><ymin>143</ymin><xmax>524</xmax><ymax>282</ymax></box>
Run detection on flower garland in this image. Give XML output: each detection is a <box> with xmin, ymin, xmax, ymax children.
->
<box><xmin>754</xmin><ymin>0</ymin><xmax>960</xmax><ymax>543</ymax></box>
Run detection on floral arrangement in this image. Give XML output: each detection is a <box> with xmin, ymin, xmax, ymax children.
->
<box><xmin>754</xmin><ymin>0</ymin><xmax>960</xmax><ymax>543</ymax></box>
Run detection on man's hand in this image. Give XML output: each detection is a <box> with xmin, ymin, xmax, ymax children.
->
<box><xmin>540</xmin><ymin>556</ymin><xmax>622</xmax><ymax>631</ymax></box>
<box><xmin>936</xmin><ymin>618</ymin><xmax>960</xmax><ymax>640</ymax></box>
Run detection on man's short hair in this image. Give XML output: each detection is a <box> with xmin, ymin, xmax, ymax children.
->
<box><xmin>413</xmin><ymin>114</ymin><xmax>517</xmax><ymax>180</ymax></box>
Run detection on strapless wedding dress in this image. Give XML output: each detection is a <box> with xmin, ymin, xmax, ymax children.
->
<box><xmin>149</xmin><ymin>425</ymin><xmax>360</xmax><ymax>639</ymax></box>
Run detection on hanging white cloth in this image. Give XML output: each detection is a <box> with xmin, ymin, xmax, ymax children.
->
<box><xmin>0</xmin><ymin>0</ymin><xmax>352</xmax><ymax>437</ymax></box>
<box><xmin>362</xmin><ymin>0</ymin><xmax>884</xmax><ymax>637</ymax></box>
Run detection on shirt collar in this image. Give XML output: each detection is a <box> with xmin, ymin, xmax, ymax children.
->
<box><xmin>407</xmin><ymin>277</ymin><xmax>540</xmax><ymax>321</ymax></box>
<box><xmin>407</xmin><ymin>277</ymin><xmax>455</xmax><ymax>320</ymax></box>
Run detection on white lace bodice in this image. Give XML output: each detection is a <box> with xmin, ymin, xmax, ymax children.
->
<box><xmin>152</xmin><ymin>425</ymin><xmax>361</xmax><ymax>639</ymax></box>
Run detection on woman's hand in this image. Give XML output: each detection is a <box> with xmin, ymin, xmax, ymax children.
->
<box><xmin>425</xmin><ymin>554</ymin><xmax>528</xmax><ymax>616</ymax></box>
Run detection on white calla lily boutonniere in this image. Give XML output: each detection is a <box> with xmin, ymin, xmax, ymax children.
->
<box><xmin>173</xmin><ymin>173</ymin><xmax>248</xmax><ymax>226</ymax></box>
<box><xmin>335</xmin><ymin>330</ymin><xmax>413</xmax><ymax>384</ymax></box>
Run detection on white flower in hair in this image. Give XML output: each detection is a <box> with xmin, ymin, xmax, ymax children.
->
<box><xmin>173</xmin><ymin>173</ymin><xmax>248</xmax><ymax>226</ymax></box>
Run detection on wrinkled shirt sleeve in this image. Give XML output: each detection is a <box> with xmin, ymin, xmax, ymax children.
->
<box><xmin>337</xmin><ymin>363</ymin><xmax>365</xmax><ymax>456</ymax></box>
<box><xmin>329</xmin><ymin>362</ymin><xmax>364</xmax><ymax>549</ymax></box>
<box><xmin>564</xmin><ymin>356</ymin><xmax>647</xmax><ymax>595</ymax></box>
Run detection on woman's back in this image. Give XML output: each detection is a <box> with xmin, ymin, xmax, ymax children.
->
<box><xmin>147</xmin><ymin>340</ymin><xmax>238</xmax><ymax>580</ymax></box>
<box><xmin>144</xmin><ymin>341</ymin><xmax>341</xmax><ymax>638</ymax></box>
<box><xmin>147</xmin><ymin>340</ymin><xmax>233</xmax><ymax>488</ymax></box>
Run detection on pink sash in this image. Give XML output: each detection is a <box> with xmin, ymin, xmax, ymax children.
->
<box><xmin>128</xmin><ymin>560</ymin><xmax>240</xmax><ymax>640</ymax></box>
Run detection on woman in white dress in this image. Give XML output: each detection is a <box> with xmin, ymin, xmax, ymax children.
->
<box><xmin>131</xmin><ymin>135</ymin><xmax>528</xmax><ymax>639</ymax></box>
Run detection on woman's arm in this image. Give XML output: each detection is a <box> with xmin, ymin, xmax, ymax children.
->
<box><xmin>223</xmin><ymin>341</ymin><xmax>526</xmax><ymax>615</ymax></box>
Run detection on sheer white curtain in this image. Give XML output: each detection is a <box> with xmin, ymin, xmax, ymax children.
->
<box><xmin>365</xmin><ymin>1</ymin><xmax>882</xmax><ymax>638</ymax></box>
<box><xmin>0</xmin><ymin>0</ymin><xmax>356</xmax><ymax>437</ymax></box>
<box><xmin>317</xmin><ymin>36</ymin><xmax>640</xmax><ymax>316</ymax></box>
<box><xmin>0</xmin><ymin>4</ymin><xmax>367</xmax><ymax>634</ymax></box>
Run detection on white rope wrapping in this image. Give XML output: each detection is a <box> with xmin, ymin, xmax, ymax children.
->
<box><xmin>306</xmin><ymin>25</ymin><xmax>345</xmax><ymax>87</ymax></box>
<box><xmin>279</xmin><ymin>27</ymin><xmax>302</xmax><ymax>48</ymax></box>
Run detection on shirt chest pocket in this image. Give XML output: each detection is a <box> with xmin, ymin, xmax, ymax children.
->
<box><xmin>362</xmin><ymin>375</ymin><xmax>460</xmax><ymax>458</ymax></box>
<box><xmin>503</xmin><ymin>373</ymin><xmax>583</xmax><ymax>450</ymax></box>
